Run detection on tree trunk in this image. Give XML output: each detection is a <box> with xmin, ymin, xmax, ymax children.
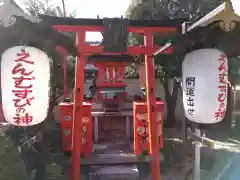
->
<box><xmin>34</xmin><ymin>76</ymin><xmax>58</xmax><ymax>180</ymax></box>
<box><xmin>170</xmin><ymin>79</ymin><xmax>180</xmax><ymax>123</ymax></box>
<box><xmin>34</xmin><ymin>127</ymin><xmax>47</xmax><ymax>180</ymax></box>
<box><xmin>162</xmin><ymin>77</ymin><xmax>179</xmax><ymax>128</ymax></box>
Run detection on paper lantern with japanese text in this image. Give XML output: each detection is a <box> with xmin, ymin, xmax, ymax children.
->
<box><xmin>1</xmin><ymin>46</ymin><xmax>50</xmax><ymax>126</ymax></box>
<box><xmin>182</xmin><ymin>49</ymin><xmax>228</xmax><ymax>124</ymax></box>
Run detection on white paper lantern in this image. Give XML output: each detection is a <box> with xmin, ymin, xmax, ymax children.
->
<box><xmin>182</xmin><ymin>49</ymin><xmax>228</xmax><ymax>124</ymax></box>
<box><xmin>1</xmin><ymin>46</ymin><xmax>50</xmax><ymax>126</ymax></box>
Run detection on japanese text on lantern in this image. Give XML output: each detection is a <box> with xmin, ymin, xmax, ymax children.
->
<box><xmin>215</xmin><ymin>52</ymin><xmax>227</xmax><ymax>121</ymax></box>
<box><xmin>12</xmin><ymin>49</ymin><xmax>35</xmax><ymax>125</ymax></box>
<box><xmin>185</xmin><ymin>77</ymin><xmax>195</xmax><ymax>115</ymax></box>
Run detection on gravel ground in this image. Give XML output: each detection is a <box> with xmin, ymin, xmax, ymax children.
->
<box><xmin>0</xmin><ymin>120</ymin><xmax>240</xmax><ymax>180</ymax></box>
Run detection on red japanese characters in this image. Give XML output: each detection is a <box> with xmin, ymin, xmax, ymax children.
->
<box><xmin>12</xmin><ymin>49</ymin><xmax>34</xmax><ymax>125</ymax></box>
<box><xmin>1</xmin><ymin>46</ymin><xmax>50</xmax><ymax>126</ymax></box>
<box><xmin>214</xmin><ymin>52</ymin><xmax>228</xmax><ymax>121</ymax></box>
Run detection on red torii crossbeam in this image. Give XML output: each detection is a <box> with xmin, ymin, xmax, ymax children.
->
<box><xmin>39</xmin><ymin>14</ymin><xmax>184</xmax><ymax>180</ymax></box>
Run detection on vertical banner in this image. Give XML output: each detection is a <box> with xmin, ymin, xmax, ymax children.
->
<box><xmin>59</xmin><ymin>102</ymin><xmax>92</xmax><ymax>158</ymax></box>
<box><xmin>1</xmin><ymin>46</ymin><xmax>50</xmax><ymax>126</ymax></box>
<box><xmin>81</xmin><ymin>102</ymin><xmax>92</xmax><ymax>158</ymax></box>
<box><xmin>59</xmin><ymin>103</ymin><xmax>73</xmax><ymax>151</ymax></box>
<box><xmin>133</xmin><ymin>101</ymin><xmax>164</xmax><ymax>156</ymax></box>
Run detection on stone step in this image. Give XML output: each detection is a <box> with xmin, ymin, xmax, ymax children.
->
<box><xmin>93</xmin><ymin>141</ymin><xmax>134</xmax><ymax>154</ymax></box>
<box><xmin>89</xmin><ymin>165</ymin><xmax>139</xmax><ymax>180</ymax></box>
<box><xmin>80</xmin><ymin>153</ymin><xmax>151</xmax><ymax>165</ymax></box>
<box><xmin>78</xmin><ymin>152</ymin><xmax>164</xmax><ymax>166</ymax></box>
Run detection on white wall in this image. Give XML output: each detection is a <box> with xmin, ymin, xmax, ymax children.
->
<box><xmin>125</xmin><ymin>79</ymin><xmax>185</xmax><ymax>121</ymax></box>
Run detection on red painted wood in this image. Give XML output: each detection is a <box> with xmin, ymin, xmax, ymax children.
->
<box><xmin>59</xmin><ymin>102</ymin><xmax>92</xmax><ymax>157</ymax></box>
<box><xmin>53</xmin><ymin>25</ymin><xmax>177</xmax><ymax>33</ymax></box>
<box><xmin>144</xmin><ymin>31</ymin><xmax>160</xmax><ymax>180</ymax></box>
<box><xmin>79</xmin><ymin>44</ymin><xmax>172</xmax><ymax>55</ymax></box>
<box><xmin>133</xmin><ymin>101</ymin><xmax>164</xmax><ymax>155</ymax></box>
<box><xmin>54</xmin><ymin>21</ymin><xmax>178</xmax><ymax>180</ymax></box>
<box><xmin>72</xmin><ymin>31</ymin><xmax>85</xmax><ymax>180</ymax></box>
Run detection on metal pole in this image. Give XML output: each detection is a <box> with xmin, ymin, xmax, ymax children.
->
<box><xmin>194</xmin><ymin>128</ymin><xmax>201</xmax><ymax>180</ymax></box>
<box><xmin>62</xmin><ymin>0</ymin><xmax>66</xmax><ymax>16</ymax></box>
<box><xmin>63</xmin><ymin>53</ymin><xmax>68</xmax><ymax>97</ymax></box>
<box><xmin>232</xmin><ymin>85</ymin><xmax>237</xmax><ymax>129</ymax></box>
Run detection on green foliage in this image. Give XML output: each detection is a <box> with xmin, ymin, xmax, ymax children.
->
<box><xmin>0</xmin><ymin>134</ymin><xmax>29</xmax><ymax>180</ymax></box>
<box><xmin>4</xmin><ymin>2</ymin><xmax>78</xmax><ymax>180</ymax></box>
<box><xmin>24</xmin><ymin>0</ymin><xmax>76</xmax><ymax>17</ymax></box>
<box><xmin>125</xmin><ymin>0</ymin><xmax>226</xmax><ymax>125</ymax></box>
<box><xmin>125</xmin><ymin>0</ymin><xmax>224</xmax><ymax>79</ymax></box>
<box><xmin>24</xmin><ymin>0</ymin><xmax>76</xmax><ymax>94</ymax></box>
<box><xmin>25</xmin><ymin>0</ymin><xmax>58</xmax><ymax>16</ymax></box>
<box><xmin>229</xmin><ymin>57</ymin><xmax>240</xmax><ymax>76</ymax></box>
<box><xmin>126</xmin><ymin>0</ymin><xmax>223</xmax><ymax>21</ymax></box>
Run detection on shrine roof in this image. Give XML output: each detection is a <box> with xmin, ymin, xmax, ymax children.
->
<box><xmin>155</xmin><ymin>22</ymin><xmax>240</xmax><ymax>58</ymax></box>
<box><xmin>154</xmin><ymin>0</ymin><xmax>240</xmax><ymax>58</ymax></box>
<box><xmin>39</xmin><ymin>14</ymin><xmax>186</xmax><ymax>27</ymax></box>
<box><xmin>0</xmin><ymin>15</ymin><xmax>78</xmax><ymax>56</ymax></box>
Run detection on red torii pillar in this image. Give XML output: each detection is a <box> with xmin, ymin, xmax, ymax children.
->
<box><xmin>71</xmin><ymin>30</ymin><xmax>161</xmax><ymax>180</ymax></box>
<box><xmin>71</xmin><ymin>31</ymin><xmax>85</xmax><ymax>180</ymax></box>
<box><xmin>52</xmin><ymin>23</ymin><xmax>175</xmax><ymax>180</ymax></box>
<box><xmin>144</xmin><ymin>31</ymin><xmax>160</xmax><ymax>180</ymax></box>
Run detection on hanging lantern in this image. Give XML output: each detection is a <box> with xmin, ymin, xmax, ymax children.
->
<box><xmin>1</xmin><ymin>46</ymin><xmax>50</xmax><ymax>126</ymax></box>
<box><xmin>182</xmin><ymin>49</ymin><xmax>228</xmax><ymax>124</ymax></box>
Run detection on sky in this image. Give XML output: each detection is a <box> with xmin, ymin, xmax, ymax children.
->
<box><xmin>14</xmin><ymin>0</ymin><xmax>240</xmax><ymax>41</ymax></box>
<box><xmin>14</xmin><ymin>0</ymin><xmax>132</xmax><ymax>41</ymax></box>
<box><xmin>15</xmin><ymin>0</ymin><xmax>131</xmax><ymax>17</ymax></box>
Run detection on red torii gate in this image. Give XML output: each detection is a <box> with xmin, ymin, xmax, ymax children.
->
<box><xmin>40</xmin><ymin>15</ymin><xmax>183</xmax><ymax>180</ymax></box>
